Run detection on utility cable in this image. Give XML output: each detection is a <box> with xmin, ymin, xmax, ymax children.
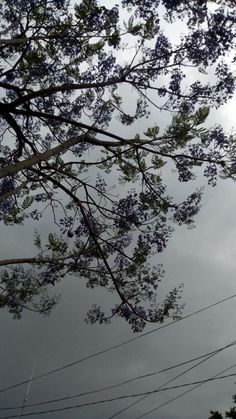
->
<box><xmin>107</xmin><ymin>339</ymin><xmax>236</xmax><ymax>418</ymax></box>
<box><xmin>136</xmin><ymin>362</ymin><xmax>236</xmax><ymax>419</ymax></box>
<box><xmin>1</xmin><ymin>340</ymin><xmax>236</xmax><ymax>412</ymax></box>
<box><xmin>0</xmin><ymin>293</ymin><xmax>235</xmax><ymax>395</ymax></box>
<box><xmin>1</xmin><ymin>371</ymin><xmax>236</xmax><ymax>418</ymax></box>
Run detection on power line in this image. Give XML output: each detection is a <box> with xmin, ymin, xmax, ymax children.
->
<box><xmin>136</xmin><ymin>362</ymin><xmax>236</xmax><ymax>419</ymax></box>
<box><xmin>108</xmin><ymin>356</ymin><xmax>214</xmax><ymax>419</ymax></box>
<box><xmin>2</xmin><ymin>339</ymin><xmax>236</xmax><ymax>412</ymax></box>
<box><xmin>107</xmin><ymin>339</ymin><xmax>236</xmax><ymax>418</ymax></box>
<box><xmin>1</xmin><ymin>370</ymin><xmax>236</xmax><ymax>418</ymax></box>
<box><xmin>0</xmin><ymin>293</ymin><xmax>235</xmax><ymax>396</ymax></box>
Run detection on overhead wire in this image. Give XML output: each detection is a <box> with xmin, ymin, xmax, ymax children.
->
<box><xmin>136</xmin><ymin>362</ymin><xmax>236</xmax><ymax>419</ymax></box>
<box><xmin>107</xmin><ymin>339</ymin><xmax>236</xmax><ymax>419</ymax></box>
<box><xmin>1</xmin><ymin>339</ymin><xmax>236</xmax><ymax>412</ymax></box>
<box><xmin>2</xmin><ymin>370</ymin><xmax>236</xmax><ymax>418</ymax></box>
<box><xmin>0</xmin><ymin>293</ymin><xmax>235</xmax><ymax>395</ymax></box>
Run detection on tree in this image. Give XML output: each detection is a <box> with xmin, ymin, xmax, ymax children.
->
<box><xmin>209</xmin><ymin>395</ymin><xmax>236</xmax><ymax>419</ymax></box>
<box><xmin>0</xmin><ymin>0</ymin><xmax>235</xmax><ymax>331</ymax></box>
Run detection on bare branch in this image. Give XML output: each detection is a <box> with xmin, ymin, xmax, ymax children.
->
<box><xmin>11</xmin><ymin>77</ymin><xmax>126</xmax><ymax>108</ymax></box>
<box><xmin>0</xmin><ymin>133</ymin><xmax>121</xmax><ymax>179</ymax></box>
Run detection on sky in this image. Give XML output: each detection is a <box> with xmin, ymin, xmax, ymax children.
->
<box><xmin>0</xmin><ymin>2</ymin><xmax>236</xmax><ymax>419</ymax></box>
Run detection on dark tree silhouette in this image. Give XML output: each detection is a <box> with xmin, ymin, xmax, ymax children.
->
<box><xmin>209</xmin><ymin>395</ymin><xmax>236</xmax><ymax>419</ymax></box>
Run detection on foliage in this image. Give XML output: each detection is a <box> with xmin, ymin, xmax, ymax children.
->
<box><xmin>0</xmin><ymin>0</ymin><xmax>235</xmax><ymax>331</ymax></box>
<box><xmin>209</xmin><ymin>395</ymin><xmax>236</xmax><ymax>419</ymax></box>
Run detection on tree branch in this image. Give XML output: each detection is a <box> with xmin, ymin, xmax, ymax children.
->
<box><xmin>0</xmin><ymin>133</ymin><xmax>122</xmax><ymax>179</ymax></box>
<box><xmin>0</xmin><ymin>255</ymin><xmax>71</xmax><ymax>267</ymax></box>
<box><xmin>36</xmin><ymin>171</ymin><xmax>156</xmax><ymax>323</ymax></box>
<box><xmin>10</xmin><ymin>77</ymin><xmax>126</xmax><ymax>108</ymax></box>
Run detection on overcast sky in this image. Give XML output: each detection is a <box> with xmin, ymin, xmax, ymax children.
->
<box><xmin>1</xmin><ymin>3</ymin><xmax>236</xmax><ymax>419</ymax></box>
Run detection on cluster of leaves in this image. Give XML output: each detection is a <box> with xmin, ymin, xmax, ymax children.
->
<box><xmin>209</xmin><ymin>395</ymin><xmax>236</xmax><ymax>419</ymax></box>
<box><xmin>0</xmin><ymin>263</ymin><xmax>60</xmax><ymax>319</ymax></box>
<box><xmin>0</xmin><ymin>0</ymin><xmax>235</xmax><ymax>330</ymax></box>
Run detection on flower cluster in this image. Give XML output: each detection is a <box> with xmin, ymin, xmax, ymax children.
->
<box><xmin>114</xmin><ymin>193</ymin><xmax>148</xmax><ymax>231</ymax></box>
<box><xmin>173</xmin><ymin>191</ymin><xmax>202</xmax><ymax>225</ymax></box>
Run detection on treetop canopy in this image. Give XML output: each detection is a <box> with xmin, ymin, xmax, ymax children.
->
<box><xmin>0</xmin><ymin>0</ymin><xmax>235</xmax><ymax>331</ymax></box>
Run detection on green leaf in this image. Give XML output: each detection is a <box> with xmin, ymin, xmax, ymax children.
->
<box><xmin>193</xmin><ymin>106</ymin><xmax>210</xmax><ymax>125</ymax></box>
<box><xmin>144</xmin><ymin>125</ymin><xmax>160</xmax><ymax>138</ymax></box>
